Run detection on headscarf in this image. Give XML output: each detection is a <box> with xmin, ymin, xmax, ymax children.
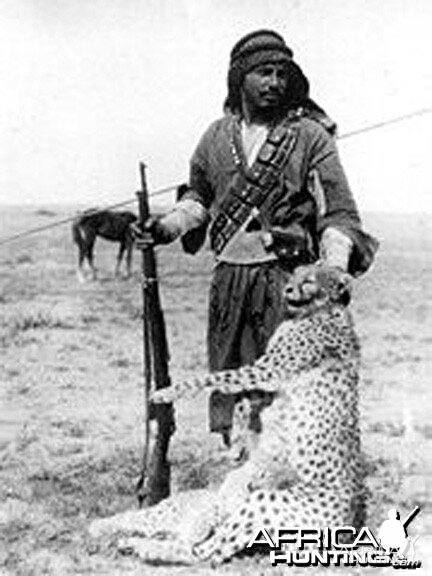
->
<box><xmin>224</xmin><ymin>29</ymin><xmax>336</xmax><ymax>134</ymax></box>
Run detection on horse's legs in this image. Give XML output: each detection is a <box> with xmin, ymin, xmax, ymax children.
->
<box><xmin>125</xmin><ymin>237</ymin><xmax>133</xmax><ymax>278</ymax></box>
<box><xmin>73</xmin><ymin>222</ymin><xmax>88</xmax><ymax>282</ymax></box>
<box><xmin>77</xmin><ymin>247</ymin><xmax>87</xmax><ymax>283</ymax></box>
<box><xmin>85</xmin><ymin>237</ymin><xmax>97</xmax><ymax>280</ymax></box>
<box><xmin>115</xmin><ymin>242</ymin><xmax>126</xmax><ymax>278</ymax></box>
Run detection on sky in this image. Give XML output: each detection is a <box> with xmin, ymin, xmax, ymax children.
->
<box><xmin>0</xmin><ymin>0</ymin><xmax>431</xmax><ymax>213</ymax></box>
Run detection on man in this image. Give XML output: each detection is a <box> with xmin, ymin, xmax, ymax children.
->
<box><xmin>138</xmin><ymin>30</ymin><xmax>378</xmax><ymax>445</ymax></box>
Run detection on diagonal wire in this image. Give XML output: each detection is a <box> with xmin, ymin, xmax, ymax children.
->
<box><xmin>0</xmin><ymin>184</ymin><xmax>178</xmax><ymax>247</ymax></box>
<box><xmin>0</xmin><ymin>106</ymin><xmax>431</xmax><ymax>247</ymax></box>
<box><xmin>338</xmin><ymin>107</ymin><xmax>432</xmax><ymax>140</ymax></box>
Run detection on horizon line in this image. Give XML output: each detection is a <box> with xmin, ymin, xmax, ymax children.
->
<box><xmin>0</xmin><ymin>202</ymin><xmax>431</xmax><ymax>217</ymax></box>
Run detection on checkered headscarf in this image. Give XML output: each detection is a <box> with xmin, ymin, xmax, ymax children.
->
<box><xmin>225</xmin><ymin>29</ymin><xmax>309</xmax><ymax>114</ymax></box>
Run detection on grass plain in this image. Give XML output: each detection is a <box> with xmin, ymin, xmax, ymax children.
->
<box><xmin>0</xmin><ymin>206</ymin><xmax>431</xmax><ymax>575</ymax></box>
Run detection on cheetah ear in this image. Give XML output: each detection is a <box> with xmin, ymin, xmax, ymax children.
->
<box><xmin>338</xmin><ymin>288</ymin><xmax>351</xmax><ymax>306</ymax></box>
<box><xmin>331</xmin><ymin>278</ymin><xmax>351</xmax><ymax>306</ymax></box>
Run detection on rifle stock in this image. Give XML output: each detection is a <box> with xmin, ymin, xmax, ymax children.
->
<box><xmin>136</xmin><ymin>162</ymin><xmax>175</xmax><ymax>507</ymax></box>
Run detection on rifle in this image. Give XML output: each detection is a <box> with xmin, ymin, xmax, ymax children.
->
<box><xmin>135</xmin><ymin>162</ymin><xmax>175</xmax><ymax>507</ymax></box>
<box><xmin>402</xmin><ymin>506</ymin><xmax>421</xmax><ymax>530</ymax></box>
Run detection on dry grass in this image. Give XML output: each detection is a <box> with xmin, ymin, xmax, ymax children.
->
<box><xmin>0</xmin><ymin>206</ymin><xmax>431</xmax><ymax>575</ymax></box>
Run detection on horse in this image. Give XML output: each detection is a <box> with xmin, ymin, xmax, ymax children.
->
<box><xmin>72</xmin><ymin>209</ymin><xmax>138</xmax><ymax>281</ymax></box>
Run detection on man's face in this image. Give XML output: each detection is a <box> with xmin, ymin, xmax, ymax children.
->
<box><xmin>241</xmin><ymin>61</ymin><xmax>289</xmax><ymax>118</ymax></box>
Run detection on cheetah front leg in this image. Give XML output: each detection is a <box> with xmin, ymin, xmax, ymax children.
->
<box><xmin>151</xmin><ymin>310</ymin><xmax>348</xmax><ymax>406</ymax></box>
<box><xmin>151</xmin><ymin>361</ymin><xmax>281</xmax><ymax>404</ymax></box>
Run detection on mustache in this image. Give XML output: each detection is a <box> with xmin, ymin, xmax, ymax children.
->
<box><xmin>261</xmin><ymin>87</ymin><xmax>285</xmax><ymax>96</ymax></box>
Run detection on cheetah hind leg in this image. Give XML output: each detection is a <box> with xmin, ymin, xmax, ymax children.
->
<box><xmin>229</xmin><ymin>397</ymin><xmax>253</xmax><ymax>462</ymax></box>
<box><xmin>115</xmin><ymin>494</ymin><xmax>221</xmax><ymax>565</ymax></box>
<box><xmin>111</xmin><ymin>493</ymin><xmax>221</xmax><ymax>566</ymax></box>
<box><xmin>89</xmin><ymin>490</ymin><xmax>219</xmax><ymax>564</ymax></box>
<box><xmin>192</xmin><ymin>505</ymin><xmax>260</xmax><ymax>566</ymax></box>
<box><xmin>89</xmin><ymin>491</ymin><xmax>209</xmax><ymax>541</ymax></box>
<box><xmin>89</xmin><ymin>500</ymin><xmax>182</xmax><ymax>540</ymax></box>
<box><xmin>118</xmin><ymin>536</ymin><xmax>197</xmax><ymax>565</ymax></box>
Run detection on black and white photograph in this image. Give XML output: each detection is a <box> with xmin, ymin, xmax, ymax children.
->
<box><xmin>0</xmin><ymin>1</ymin><xmax>431</xmax><ymax>574</ymax></box>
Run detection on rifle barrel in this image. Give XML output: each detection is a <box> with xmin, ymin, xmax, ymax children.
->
<box><xmin>402</xmin><ymin>506</ymin><xmax>420</xmax><ymax>529</ymax></box>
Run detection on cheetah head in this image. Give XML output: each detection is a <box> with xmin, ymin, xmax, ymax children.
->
<box><xmin>283</xmin><ymin>262</ymin><xmax>352</xmax><ymax>317</ymax></box>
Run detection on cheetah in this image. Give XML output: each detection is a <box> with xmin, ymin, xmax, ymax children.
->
<box><xmin>89</xmin><ymin>263</ymin><xmax>365</xmax><ymax>566</ymax></box>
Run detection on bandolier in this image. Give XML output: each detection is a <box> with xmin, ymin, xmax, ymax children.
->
<box><xmin>210</xmin><ymin>108</ymin><xmax>302</xmax><ymax>255</ymax></box>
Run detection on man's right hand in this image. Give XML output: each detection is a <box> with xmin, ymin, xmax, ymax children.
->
<box><xmin>130</xmin><ymin>216</ymin><xmax>175</xmax><ymax>249</ymax></box>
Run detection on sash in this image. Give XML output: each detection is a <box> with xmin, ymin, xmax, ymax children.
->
<box><xmin>209</xmin><ymin>109</ymin><xmax>303</xmax><ymax>255</ymax></box>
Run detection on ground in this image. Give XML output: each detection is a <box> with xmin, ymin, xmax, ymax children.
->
<box><xmin>0</xmin><ymin>206</ymin><xmax>431</xmax><ymax>575</ymax></box>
